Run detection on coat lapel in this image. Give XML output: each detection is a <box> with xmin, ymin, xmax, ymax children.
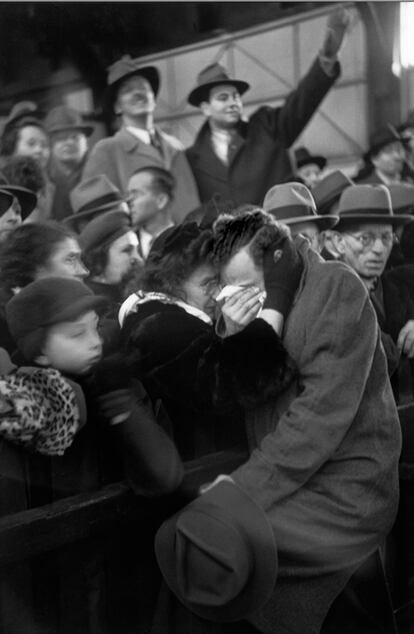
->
<box><xmin>117</xmin><ymin>128</ymin><xmax>165</xmax><ymax>167</ymax></box>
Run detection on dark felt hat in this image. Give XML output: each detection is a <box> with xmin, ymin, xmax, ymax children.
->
<box><xmin>2</xmin><ymin>101</ymin><xmax>41</xmax><ymax>132</ymax></box>
<box><xmin>312</xmin><ymin>170</ymin><xmax>354</xmax><ymax>215</ymax></box>
<box><xmin>365</xmin><ymin>126</ymin><xmax>404</xmax><ymax>161</ymax></box>
<box><xmin>188</xmin><ymin>63</ymin><xmax>250</xmax><ymax>107</ymax></box>
<box><xmin>387</xmin><ymin>184</ymin><xmax>414</xmax><ymax>215</ymax></box>
<box><xmin>106</xmin><ymin>55</ymin><xmax>160</xmax><ymax>108</ymax></box>
<box><xmin>44</xmin><ymin>105</ymin><xmax>94</xmax><ymax>137</ymax></box>
<box><xmin>336</xmin><ymin>184</ymin><xmax>413</xmax><ymax>229</ymax></box>
<box><xmin>155</xmin><ymin>480</ymin><xmax>277</xmax><ymax>622</ymax></box>
<box><xmin>66</xmin><ymin>175</ymin><xmax>128</xmax><ymax>229</ymax></box>
<box><xmin>263</xmin><ymin>182</ymin><xmax>338</xmax><ymax>230</ymax></box>
<box><xmin>79</xmin><ymin>210</ymin><xmax>132</xmax><ymax>253</ymax></box>
<box><xmin>6</xmin><ymin>277</ymin><xmax>107</xmax><ymax>360</ymax></box>
<box><xmin>0</xmin><ymin>189</ymin><xmax>16</xmax><ymax>216</ymax></box>
<box><xmin>294</xmin><ymin>147</ymin><xmax>326</xmax><ymax>170</ymax></box>
<box><xmin>0</xmin><ymin>173</ymin><xmax>37</xmax><ymax>220</ymax></box>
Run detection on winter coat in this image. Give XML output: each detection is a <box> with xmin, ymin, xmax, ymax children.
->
<box><xmin>186</xmin><ymin>58</ymin><xmax>340</xmax><ymax>206</ymax></box>
<box><xmin>83</xmin><ymin>127</ymin><xmax>200</xmax><ymax>223</ymax></box>
<box><xmin>231</xmin><ymin>242</ymin><xmax>401</xmax><ymax>634</ymax></box>
<box><xmin>48</xmin><ymin>153</ymin><xmax>88</xmax><ymax>221</ymax></box>
<box><xmin>121</xmin><ymin>299</ymin><xmax>295</xmax><ymax>461</ymax></box>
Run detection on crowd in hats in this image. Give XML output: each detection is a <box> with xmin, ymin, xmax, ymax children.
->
<box><xmin>2</xmin><ymin>6</ymin><xmax>414</xmax><ymax>634</ymax></box>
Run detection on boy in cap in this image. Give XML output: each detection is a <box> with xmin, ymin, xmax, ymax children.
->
<box><xmin>83</xmin><ymin>55</ymin><xmax>199</xmax><ymax>223</ymax></box>
<box><xmin>6</xmin><ymin>276</ymin><xmax>183</xmax><ymax>496</ymax></box>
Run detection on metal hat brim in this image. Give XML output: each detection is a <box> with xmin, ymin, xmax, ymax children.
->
<box><xmin>105</xmin><ymin>66</ymin><xmax>160</xmax><ymax>111</ymax></box>
<box><xmin>188</xmin><ymin>80</ymin><xmax>250</xmax><ymax>107</ymax></box>
<box><xmin>336</xmin><ymin>213</ymin><xmax>413</xmax><ymax>228</ymax></box>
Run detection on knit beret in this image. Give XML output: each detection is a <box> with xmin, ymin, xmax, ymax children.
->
<box><xmin>79</xmin><ymin>210</ymin><xmax>132</xmax><ymax>253</ymax></box>
<box><xmin>6</xmin><ymin>277</ymin><xmax>107</xmax><ymax>361</ymax></box>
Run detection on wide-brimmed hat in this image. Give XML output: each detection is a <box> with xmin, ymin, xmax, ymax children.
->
<box><xmin>106</xmin><ymin>55</ymin><xmax>160</xmax><ymax>108</ymax></box>
<box><xmin>294</xmin><ymin>147</ymin><xmax>326</xmax><ymax>170</ymax></box>
<box><xmin>79</xmin><ymin>210</ymin><xmax>133</xmax><ymax>253</ymax></box>
<box><xmin>312</xmin><ymin>170</ymin><xmax>354</xmax><ymax>215</ymax></box>
<box><xmin>66</xmin><ymin>175</ymin><xmax>128</xmax><ymax>228</ymax></box>
<box><xmin>0</xmin><ymin>173</ymin><xmax>37</xmax><ymax>220</ymax></box>
<box><xmin>335</xmin><ymin>184</ymin><xmax>413</xmax><ymax>229</ymax></box>
<box><xmin>155</xmin><ymin>480</ymin><xmax>277</xmax><ymax>622</ymax></box>
<box><xmin>263</xmin><ymin>182</ymin><xmax>338</xmax><ymax>230</ymax></box>
<box><xmin>44</xmin><ymin>105</ymin><xmax>94</xmax><ymax>137</ymax></box>
<box><xmin>387</xmin><ymin>184</ymin><xmax>414</xmax><ymax>215</ymax></box>
<box><xmin>0</xmin><ymin>189</ymin><xmax>16</xmax><ymax>217</ymax></box>
<box><xmin>188</xmin><ymin>63</ymin><xmax>250</xmax><ymax>107</ymax></box>
<box><xmin>365</xmin><ymin>126</ymin><xmax>404</xmax><ymax>161</ymax></box>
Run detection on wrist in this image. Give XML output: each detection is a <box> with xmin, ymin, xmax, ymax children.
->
<box><xmin>259</xmin><ymin>310</ymin><xmax>284</xmax><ymax>336</ymax></box>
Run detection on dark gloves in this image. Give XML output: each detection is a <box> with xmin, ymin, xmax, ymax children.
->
<box><xmin>262</xmin><ymin>237</ymin><xmax>303</xmax><ymax>317</ymax></box>
<box><xmin>97</xmin><ymin>388</ymin><xmax>136</xmax><ymax>425</ymax></box>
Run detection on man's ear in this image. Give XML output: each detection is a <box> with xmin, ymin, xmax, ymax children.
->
<box><xmin>156</xmin><ymin>192</ymin><xmax>170</xmax><ymax>212</ymax></box>
<box><xmin>114</xmin><ymin>97</ymin><xmax>122</xmax><ymax>116</ymax></box>
<box><xmin>33</xmin><ymin>353</ymin><xmax>49</xmax><ymax>367</ymax></box>
<box><xmin>200</xmin><ymin>101</ymin><xmax>211</xmax><ymax>118</ymax></box>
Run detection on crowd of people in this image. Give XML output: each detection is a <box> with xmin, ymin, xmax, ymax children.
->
<box><xmin>1</xmin><ymin>6</ymin><xmax>414</xmax><ymax>634</ymax></box>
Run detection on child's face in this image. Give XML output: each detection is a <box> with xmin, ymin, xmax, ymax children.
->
<box><xmin>37</xmin><ymin>310</ymin><xmax>103</xmax><ymax>375</ymax></box>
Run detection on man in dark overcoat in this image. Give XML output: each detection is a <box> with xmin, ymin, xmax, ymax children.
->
<box><xmin>185</xmin><ymin>8</ymin><xmax>350</xmax><ymax>207</ymax></box>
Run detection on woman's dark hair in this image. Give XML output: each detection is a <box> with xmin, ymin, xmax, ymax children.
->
<box><xmin>140</xmin><ymin>223</ymin><xmax>215</xmax><ymax>300</ymax></box>
<box><xmin>212</xmin><ymin>209</ymin><xmax>290</xmax><ymax>268</ymax></box>
<box><xmin>0</xmin><ymin>118</ymin><xmax>47</xmax><ymax>158</ymax></box>
<box><xmin>2</xmin><ymin>155</ymin><xmax>46</xmax><ymax>193</ymax></box>
<box><xmin>82</xmin><ymin>244</ymin><xmax>110</xmax><ymax>279</ymax></box>
<box><xmin>0</xmin><ymin>221</ymin><xmax>77</xmax><ymax>290</ymax></box>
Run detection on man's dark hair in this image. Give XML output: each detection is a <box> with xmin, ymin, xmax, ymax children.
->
<box><xmin>140</xmin><ymin>225</ymin><xmax>214</xmax><ymax>301</ymax></box>
<box><xmin>0</xmin><ymin>119</ymin><xmax>47</xmax><ymax>158</ymax></box>
<box><xmin>131</xmin><ymin>166</ymin><xmax>176</xmax><ymax>201</ymax></box>
<box><xmin>0</xmin><ymin>222</ymin><xmax>77</xmax><ymax>290</ymax></box>
<box><xmin>2</xmin><ymin>155</ymin><xmax>46</xmax><ymax>193</ymax></box>
<box><xmin>212</xmin><ymin>209</ymin><xmax>290</xmax><ymax>268</ymax></box>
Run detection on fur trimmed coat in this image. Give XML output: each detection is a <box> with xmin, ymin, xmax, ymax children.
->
<box><xmin>121</xmin><ymin>300</ymin><xmax>295</xmax><ymax>461</ymax></box>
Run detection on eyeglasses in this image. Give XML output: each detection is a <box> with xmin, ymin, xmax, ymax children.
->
<box><xmin>343</xmin><ymin>231</ymin><xmax>398</xmax><ymax>250</ymax></box>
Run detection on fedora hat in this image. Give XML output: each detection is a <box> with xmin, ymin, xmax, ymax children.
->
<box><xmin>336</xmin><ymin>184</ymin><xmax>412</xmax><ymax>229</ymax></box>
<box><xmin>188</xmin><ymin>63</ymin><xmax>250</xmax><ymax>107</ymax></box>
<box><xmin>0</xmin><ymin>189</ymin><xmax>16</xmax><ymax>217</ymax></box>
<box><xmin>106</xmin><ymin>55</ymin><xmax>160</xmax><ymax>108</ymax></box>
<box><xmin>365</xmin><ymin>126</ymin><xmax>404</xmax><ymax>161</ymax></box>
<box><xmin>65</xmin><ymin>175</ymin><xmax>128</xmax><ymax>228</ymax></box>
<box><xmin>263</xmin><ymin>182</ymin><xmax>338</xmax><ymax>230</ymax></box>
<box><xmin>294</xmin><ymin>147</ymin><xmax>326</xmax><ymax>171</ymax></box>
<box><xmin>155</xmin><ymin>480</ymin><xmax>277</xmax><ymax>622</ymax></box>
<box><xmin>0</xmin><ymin>173</ymin><xmax>37</xmax><ymax>220</ymax></box>
<box><xmin>79</xmin><ymin>210</ymin><xmax>133</xmax><ymax>253</ymax></box>
<box><xmin>387</xmin><ymin>184</ymin><xmax>414</xmax><ymax>215</ymax></box>
<box><xmin>44</xmin><ymin>105</ymin><xmax>93</xmax><ymax>137</ymax></box>
<box><xmin>312</xmin><ymin>170</ymin><xmax>354</xmax><ymax>215</ymax></box>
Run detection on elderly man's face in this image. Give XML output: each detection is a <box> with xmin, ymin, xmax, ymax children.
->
<box><xmin>115</xmin><ymin>76</ymin><xmax>155</xmax><ymax>118</ymax></box>
<box><xmin>372</xmin><ymin>142</ymin><xmax>405</xmax><ymax>178</ymax></box>
<box><xmin>201</xmin><ymin>84</ymin><xmax>243</xmax><ymax>129</ymax></box>
<box><xmin>337</xmin><ymin>223</ymin><xmax>394</xmax><ymax>280</ymax></box>
<box><xmin>52</xmin><ymin>130</ymin><xmax>88</xmax><ymax>166</ymax></box>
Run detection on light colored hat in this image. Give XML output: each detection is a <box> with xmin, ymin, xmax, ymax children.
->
<box><xmin>336</xmin><ymin>184</ymin><xmax>413</xmax><ymax>228</ymax></box>
<box><xmin>263</xmin><ymin>182</ymin><xmax>338</xmax><ymax>230</ymax></box>
<box><xmin>188</xmin><ymin>63</ymin><xmax>250</xmax><ymax>107</ymax></box>
<box><xmin>387</xmin><ymin>184</ymin><xmax>414</xmax><ymax>215</ymax></box>
<box><xmin>155</xmin><ymin>480</ymin><xmax>277</xmax><ymax>622</ymax></box>
<box><xmin>44</xmin><ymin>105</ymin><xmax>93</xmax><ymax>137</ymax></box>
<box><xmin>106</xmin><ymin>55</ymin><xmax>159</xmax><ymax>107</ymax></box>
